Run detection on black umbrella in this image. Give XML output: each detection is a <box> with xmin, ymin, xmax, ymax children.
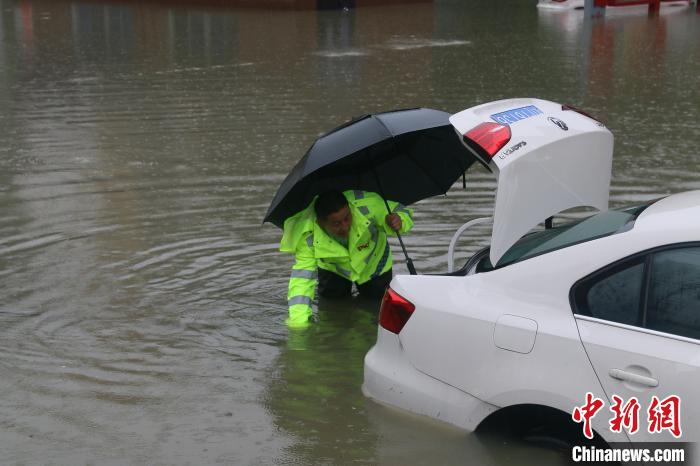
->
<box><xmin>263</xmin><ymin>108</ymin><xmax>478</xmax><ymax>274</ymax></box>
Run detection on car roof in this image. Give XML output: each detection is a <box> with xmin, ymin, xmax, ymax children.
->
<box><xmin>634</xmin><ymin>190</ymin><xmax>700</xmax><ymax>232</ymax></box>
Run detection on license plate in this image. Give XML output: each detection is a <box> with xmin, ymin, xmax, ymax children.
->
<box><xmin>490</xmin><ymin>105</ymin><xmax>543</xmax><ymax>125</ymax></box>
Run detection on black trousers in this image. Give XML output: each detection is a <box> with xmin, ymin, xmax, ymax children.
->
<box><xmin>318</xmin><ymin>268</ymin><xmax>392</xmax><ymax>299</ymax></box>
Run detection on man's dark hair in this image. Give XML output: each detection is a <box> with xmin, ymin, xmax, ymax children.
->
<box><xmin>314</xmin><ymin>190</ymin><xmax>348</xmax><ymax>220</ymax></box>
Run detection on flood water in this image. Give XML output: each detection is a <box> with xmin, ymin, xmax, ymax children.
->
<box><xmin>1</xmin><ymin>0</ymin><xmax>699</xmax><ymax>464</ymax></box>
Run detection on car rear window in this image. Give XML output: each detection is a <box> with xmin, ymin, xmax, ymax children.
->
<box><xmin>477</xmin><ymin>201</ymin><xmax>656</xmax><ymax>271</ymax></box>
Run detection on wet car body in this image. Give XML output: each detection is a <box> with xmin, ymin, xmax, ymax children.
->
<box><xmin>362</xmin><ymin>98</ymin><xmax>699</xmax><ymax>445</ymax></box>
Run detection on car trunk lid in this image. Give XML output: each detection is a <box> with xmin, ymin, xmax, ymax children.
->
<box><xmin>450</xmin><ymin>98</ymin><xmax>614</xmax><ymax>266</ymax></box>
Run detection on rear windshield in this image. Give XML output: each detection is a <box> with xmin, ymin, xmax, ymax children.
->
<box><xmin>478</xmin><ymin>201</ymin><xmax>656</xmax><ymax>271</ymax></box>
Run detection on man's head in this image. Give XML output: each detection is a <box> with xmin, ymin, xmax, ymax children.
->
<box><xmin>315</xmin><ymin>190</ymin><xmax>352</xmax><ymax>238</ymax></box>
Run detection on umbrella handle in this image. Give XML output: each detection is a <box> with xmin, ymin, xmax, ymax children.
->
<box><xmin>395</xmin><ymin>232</ymin><xmax>417</xmax><ymax>275</ymax></box>
<box><xmin>370</xmin><ymin>163</ymin><xmax>418</xmax><ymax>276</ymax></box>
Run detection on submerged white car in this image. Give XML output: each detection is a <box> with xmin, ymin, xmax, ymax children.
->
<box><xmin>363</xmin><ymin>98</ymin><xmax>699</xmax><ymax>446</ymax></box>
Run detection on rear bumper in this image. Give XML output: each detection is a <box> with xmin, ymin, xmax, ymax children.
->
<box><xmin>362</xmin><ymin>328</ymin><xmax>498</xmax><ymax>432</ymax></box>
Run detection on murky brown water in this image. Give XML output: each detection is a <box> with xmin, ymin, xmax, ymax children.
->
<box><xmin>1</xmin><ymin>0</ymin><xmax>699</xmax><ymax>464</ymax></box>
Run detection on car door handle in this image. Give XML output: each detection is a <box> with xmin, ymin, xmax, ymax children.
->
<box><xmin>608</xmin><ymin>369</ymin><xmax>659</xmax><ymax>387</ymax></box>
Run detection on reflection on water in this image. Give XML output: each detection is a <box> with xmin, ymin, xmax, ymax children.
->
<box><xmin>0</xmin><ymin>0</ymin><xmax>699</xmax><ymax>464</ymax></box>
<box><xmin>265</xmin><ymin>298</ymin><xmax>380</xmax><ymax>464</ymax></box>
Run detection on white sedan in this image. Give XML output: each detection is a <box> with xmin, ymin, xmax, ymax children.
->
<box><xmin>363</xmin><ymin>98</ymin><xmax>699</xmax><ymax>447</ymax></box>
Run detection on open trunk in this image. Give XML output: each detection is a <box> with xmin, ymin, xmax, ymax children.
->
<box><xmin>450</xmin><ymin>98</ymin><xmax>614</xmax><ymax>267</ymax></box>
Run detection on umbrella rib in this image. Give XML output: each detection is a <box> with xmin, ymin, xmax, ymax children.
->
<box><xmin>372</xmin><ymin>115</ymin><xmax>395</xmax><ymax>140</ymax></box>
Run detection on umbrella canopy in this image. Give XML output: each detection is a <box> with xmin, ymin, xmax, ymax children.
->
<box><xmin>264</xmin><ymin>108</ymin><xmax>477</xmax><ymax>228</ymax></box>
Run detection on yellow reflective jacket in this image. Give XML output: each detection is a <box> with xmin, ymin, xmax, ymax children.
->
<box><xmin>280</xmin><ymin>190</ymin><xmax>413</xmax><ymax>328</ymax></box>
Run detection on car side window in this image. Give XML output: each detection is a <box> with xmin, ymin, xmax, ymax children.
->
<box><xmin>574</xmin><ymin>259</ymin><xmax>645</xmax><ymax>326</ymax></box>
<box><xmin>646</xmin><ymin>247</ymin><xmax>700</xmax><ymax>340</ymax></box>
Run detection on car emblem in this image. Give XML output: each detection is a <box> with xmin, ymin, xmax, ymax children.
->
<box><xmin>548</xmin><ymin>117</ymin><xmax>568</xmax><ymax>131</ymax></box>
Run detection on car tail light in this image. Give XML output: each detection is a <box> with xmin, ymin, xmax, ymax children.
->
<box><xmin>562</xmin><ymin>104</ymin><xmax>601</xmax><ymax>123</ymax></box>
<box><xmin>463</xmin><ymin>122</ymin><xmax>512</xmax><ymax>158</ymax></box>
<box><xmin>379</xmin><ymin>288</ymin><xmax>415</xmax><ymax>334</ymax></box>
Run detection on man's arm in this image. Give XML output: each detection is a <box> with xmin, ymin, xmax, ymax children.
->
<box><xmin>286</xmin><ymin>235</ymin><xmax>317</xmax><ymax>328</ymax></box>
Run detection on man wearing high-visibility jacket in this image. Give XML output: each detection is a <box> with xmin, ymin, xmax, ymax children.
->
<box><xmin>280</xmin><ymin>190</ymin><xmax>414</xmax><ymax>328</ymax></box>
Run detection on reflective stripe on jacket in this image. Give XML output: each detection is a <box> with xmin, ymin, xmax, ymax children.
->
<box><xmin>280</xmin><ymin>190</ymin><xmax>413</xmax><ymax>327</ymax></box>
